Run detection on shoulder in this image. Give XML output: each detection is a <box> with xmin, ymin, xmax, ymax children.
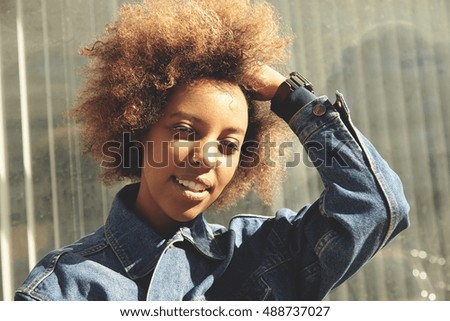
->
<box><xmin>15</xmin><ymin>227</ymin><xmax>113</xmax><ymax>301</ymax></box>
<box><xmin>15</xmin><ymin>248</ymin><xmax>73</xmax><ymax>301</ymax></box>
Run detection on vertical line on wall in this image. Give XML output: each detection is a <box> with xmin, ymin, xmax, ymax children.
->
<box><xmin>16</xmin><ymin>0</ymin><xmax>37</xmax><ymax>270</ymax></box>
<box><xmin>61</xmin><ymin>0</ymin><xmax>85</xmax><ymax>239</ymax></box>
<box><xmin>0</xmin><ymin>21</ymin><xmax>14</xmax><ymax>301</ymax></box>
<box><xmin>41</xmin><ymin>0</ymin><xmax>61</xmax><ymax>248</ymax></box>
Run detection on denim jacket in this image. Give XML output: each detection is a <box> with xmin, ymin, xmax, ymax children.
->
<box><xmin>15</xmin><ymin>88</ymin><xmax>410</xmax><ymax>301</ymax></box>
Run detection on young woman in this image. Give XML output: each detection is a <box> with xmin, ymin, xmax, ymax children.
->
<box><xmin>15</xmin><ymin>0</ymin><xmax>409</xmax><ymax>300</ymax></box>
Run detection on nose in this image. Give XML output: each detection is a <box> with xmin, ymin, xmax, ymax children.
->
<box><xmin>190</xmin><ymin>140</ymin><xmax>221</xmax><ymax>168</ymax></box>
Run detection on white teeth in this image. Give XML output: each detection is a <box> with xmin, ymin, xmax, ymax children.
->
<box><xmin>176</xmin><ymin>178</ymin><xmax>207</xmax><ymax>192</ymax></box>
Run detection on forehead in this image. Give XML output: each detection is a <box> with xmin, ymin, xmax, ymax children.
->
<box><xmin>169</xmin><ymin>79</ymin><xmax>247</xmax><ymax>105</ymax></box>
<box><xmin>164</xmin><ymin>79</ymin><xmax>249</xmax><ymax>129</ymax></box>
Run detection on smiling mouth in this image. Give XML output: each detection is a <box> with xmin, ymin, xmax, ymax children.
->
<box><xmin>174</xmin><ymin>177</ymin><xmax>212</xmax><ymax>196</ymax></box>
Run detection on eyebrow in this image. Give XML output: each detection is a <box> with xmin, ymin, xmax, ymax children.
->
<box><xmin>168</xmin><ymin>111</ymin><xmax>246</xmax><ymax>135</ymax></box>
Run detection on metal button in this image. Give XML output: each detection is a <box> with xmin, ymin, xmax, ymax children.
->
<box><xmin>313</xmin><ymin>104</ymin><xmax>327</xmax><ymax>116</ymax></box>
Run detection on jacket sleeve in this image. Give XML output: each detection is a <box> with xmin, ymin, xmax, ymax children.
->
<box><xmin>271</xmin><ymin>87</ymin><xmax>410</xmax><ymax>298</ymax></box>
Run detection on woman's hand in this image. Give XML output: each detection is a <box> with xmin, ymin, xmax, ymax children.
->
<box><xmin>247</xmin><ymin>65</ymin><xmax>287</xmax><ymax>101</ymax></box>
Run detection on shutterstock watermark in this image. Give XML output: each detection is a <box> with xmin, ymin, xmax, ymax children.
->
<box><xmin>100</xmin><ymin>132</ymin><xmax>350</xmax><ymax>169</ymax></box>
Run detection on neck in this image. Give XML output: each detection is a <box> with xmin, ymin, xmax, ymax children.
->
<box><xmin>134</xmin><ymin>184</ymin><xmax>181</xmax><ymax>240</ymax></box>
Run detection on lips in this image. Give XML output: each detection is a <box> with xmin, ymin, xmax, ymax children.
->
<box><xmin>174</xmin><ymin>176</ymin><xmax>212</xmax><ymax>201</ymax></box>
<box><xmin>176</xmin><ymin>178</ymin><xmax>208</xmax><ymax>192</ymax></box>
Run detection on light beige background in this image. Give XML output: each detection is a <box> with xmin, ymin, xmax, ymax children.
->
<box><xmin>0</xmin><ymin>0</ymin><xmax>449</xmax><ymax>300</ymax></box>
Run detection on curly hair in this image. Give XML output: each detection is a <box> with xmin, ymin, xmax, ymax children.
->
<box><xmin>71</xmin><ymin>0</ymin><xmax>294</xmax><ymax>209</ymax></box>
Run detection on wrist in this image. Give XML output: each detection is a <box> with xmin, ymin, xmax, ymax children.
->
<box><xmin>272</xmin><ymin>72</ymin><xmax>314</xmax><ymax>106</ymax></box>
<box><xmin>270</xmin><ymin>72</ymin><xmax>316</xmax><ymax>122</ymax></box>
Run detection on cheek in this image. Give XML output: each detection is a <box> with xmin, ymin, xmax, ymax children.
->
<box><xmin>214</xmin><ymin>151</ymin><xmax>241</xmax><ymax>170</ymax></box>
<box><xmin>144</xmin><ymin>141</ymin><xmax>171</xmax><ymax>166</ymax></box>
<box><xmin>216</xmin><ymin>160</ymin><xmax>240</xmax><ymax>190</ymax></box>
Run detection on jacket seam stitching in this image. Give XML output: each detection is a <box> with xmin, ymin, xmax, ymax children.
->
<box><xmin>76</xmin><ymin>240</ymin><xmax>109</xmax><ymax>257</ymax></box>
<box><xmin>352</xmin><ymin>133</ymin><xmax>398</xmax><ymax>248</ymax></box>
<box><xmin>20</xmin><ymin>249</ymin><xmax>70</xmax><ymax>298</ymax></box>
<box><xmin>302</xmin><ymin>114</ymin><xmax>340</xmax><ymax>144</ymax></box>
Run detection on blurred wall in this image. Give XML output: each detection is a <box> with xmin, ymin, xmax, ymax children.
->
<box><xmin>0</xmin><ymin>0</ymin><xmax>449</xmax><ymax>300</ymax></box>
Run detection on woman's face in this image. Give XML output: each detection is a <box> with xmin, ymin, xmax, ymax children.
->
<box><xmin>135</xmin><ymin>79</ymin><xmax>248</xmax><ymax>235</ymax></box>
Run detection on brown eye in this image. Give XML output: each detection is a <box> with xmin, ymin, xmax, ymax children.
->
<box><xmin>219</xmin><ymin>140</ymin><xmax>239</xmax><ymax>156</ymax></box>
<box><xmin>172</xmin><ymin>125</ymin><xmax>196</xmax><ymax>141</ymax></box>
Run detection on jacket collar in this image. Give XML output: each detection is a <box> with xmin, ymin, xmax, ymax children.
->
<box><xmin>104</xmin><ymin>183</ymin><xmax>226</xmax><ymax>280</ymax></box>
